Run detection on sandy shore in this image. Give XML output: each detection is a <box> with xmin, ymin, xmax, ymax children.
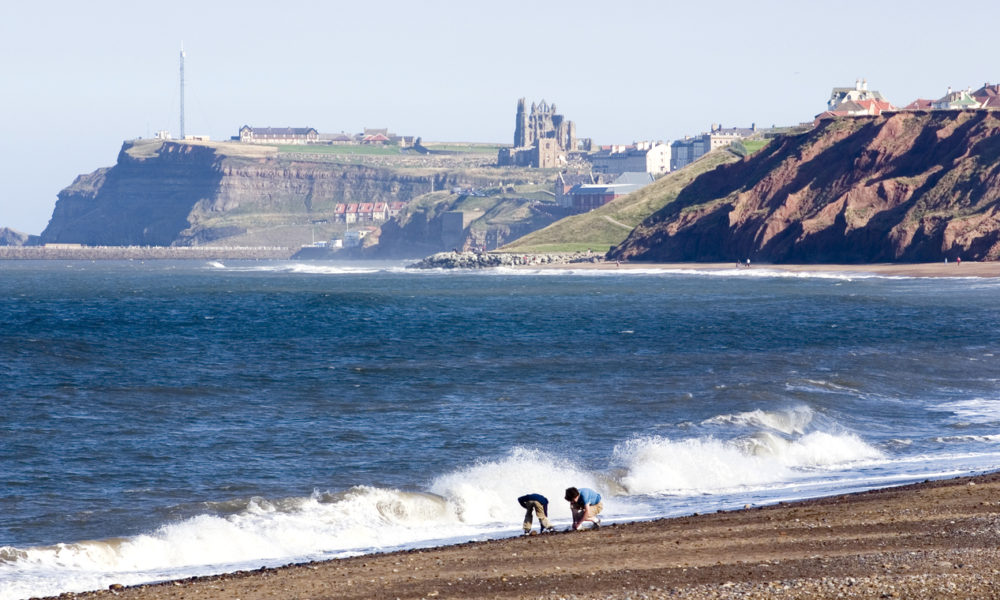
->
<box><xmin>536</xmin><ymin>261</ymin><xmax>1000</xmax><ymax>278</ymax></box>
<box><xmin>51</xmin><ymin>472</ymin><xmax>1000</xmax><ymax>600</ymax></box>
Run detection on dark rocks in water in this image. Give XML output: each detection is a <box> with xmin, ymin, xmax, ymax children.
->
<box><xmin>408</xmin><ymin>251</ymin><xmax>602</xmax><ymax>269</ymax></box>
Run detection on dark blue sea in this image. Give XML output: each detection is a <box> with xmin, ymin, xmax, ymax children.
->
<box><xmin>3</xmin><ymin>260</ymin><xmax>1000</xmax><ymax>599</ymax></box>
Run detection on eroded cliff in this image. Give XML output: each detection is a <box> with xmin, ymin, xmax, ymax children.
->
<box><xmin>610</xmin><ymin>111</ymin><xmax>1000</xmax><ymax>263</ymax></box>
<box><xmin>40</xmin><ymin>140</ymin><xmax>505</xmax><ymax>248</ymax></box>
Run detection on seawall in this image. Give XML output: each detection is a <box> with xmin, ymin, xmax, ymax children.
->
<box><xmin>0</xmin><ymin>246</ymin><xmax>295</xmax><ymax>260</ymax></box>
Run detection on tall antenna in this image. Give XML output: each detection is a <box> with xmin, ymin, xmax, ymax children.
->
<box><xmin>179</xmin><ymin>43</ymin><xmax>186</xmax><ymax>140</ymax></box>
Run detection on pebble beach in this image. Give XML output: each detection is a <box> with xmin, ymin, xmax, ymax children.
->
<box><xmin>48</xmin><ymin>472</ymin><xmax>1000</xmax><ymax>600</ymax></box>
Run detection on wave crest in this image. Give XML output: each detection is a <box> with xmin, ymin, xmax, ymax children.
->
<box><xmin>703</xmin><ymin>406</ymin><xmax>815</xmax><ymax>435</ymax></box>
<box><xmin>614</xmin><ymin>430</ymin><xmax>882</xmax><ymax>496</ymax></box>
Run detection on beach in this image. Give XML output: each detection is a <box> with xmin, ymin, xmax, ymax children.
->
<box><xmin>533</xmin><ymin>260</ymin><xmax>1000</xmax><ymax>278</ymax></box>
<box><xmin>49</xmin><ymin>472</ymin><xmax>1000</xmax><ymax>600</ymax></box>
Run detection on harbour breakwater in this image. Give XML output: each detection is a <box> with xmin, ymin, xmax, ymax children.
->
<box><xmin>408</xmin><ymin>250</ymin><xmax>604</xmax><ymax>269</ymax></box>
<box><xmin>0</xmin><ymin>246</ymin><xmax>295</xmax><ymax>260</ymax></box>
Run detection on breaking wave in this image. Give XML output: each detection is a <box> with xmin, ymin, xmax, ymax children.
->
<box><xmin>614</xmin><ymin>429</ymin><xmax>883</xmax><ymax>496</ymax></box>
<box><xmin>702</xmin><ymin>406</ymin><xmax>816</xmax><ymax>435</ymax></box>
<box><xmin>0</xmin><ymin>420</ymin><xmax>886</xmax><ymax>600</ymax></box>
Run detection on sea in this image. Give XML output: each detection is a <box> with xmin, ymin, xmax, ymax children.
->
<box><xmin>3</xmin><ymin>259</ymin><xmax>1000</xmax><ymax>599</ymax></box>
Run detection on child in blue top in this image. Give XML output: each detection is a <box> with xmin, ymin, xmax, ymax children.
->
<box><xmin>564</xmin><ymin>486</ymin><xmax>603</xmax><ymax>530</ymax></box>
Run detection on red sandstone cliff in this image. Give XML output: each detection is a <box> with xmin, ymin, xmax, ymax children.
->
<box><xmin>610</xmin><ymin>111</ymin><xmax>1000</xmax><ymax>263</ymax></box>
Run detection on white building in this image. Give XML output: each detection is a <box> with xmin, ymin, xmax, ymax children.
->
<box><xmin>671</xmin><ymin>124</ymin><xmax>758</xmax><ymax>171</ymax></box>
<box><xmin>588</xmin><ymin>141</ymin><xmax>670</xmax><ymax>175</ymax></box>
<box><xmin>827</xmin><ymin>79</ymin><xmax>888</xmax><ymax>111</ymax></box>
<box><xmin>343</xmin><ymin>229</ymin><xmax>373</xmax><ymax>248</ymax></box>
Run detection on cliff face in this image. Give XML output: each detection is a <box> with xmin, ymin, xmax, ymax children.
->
<box><xmin>40</xmin><ymin>140</ymin><xmax>476</xmax><ymax>247</ymax></box>
<box><xmin>375</xmin><ymin>193</ymin><xmax>569</xmax><ymax>257</ymax></box>
<box><xmin>0</xmin><ymin>227</ymin><xmax>31</xmax><ymax>246</ymax></box>
<box><xmin>610</xmin><ymin>111</ymin><xmax>1000</xmax><ymax>263</ymax></box>
<box><xmin>43</xmin><ymin>143</ymin><xmax>224</xmax><ymax>245</ymax></box>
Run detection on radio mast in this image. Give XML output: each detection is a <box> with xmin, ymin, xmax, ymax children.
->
<box><xmin>179</xmin><ymin>44</ymin><xmax>186</xmax><ymax>140</ymax></box>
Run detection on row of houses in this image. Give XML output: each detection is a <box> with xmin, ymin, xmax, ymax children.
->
<box><xmin>903</xmin><ymin>83</ymin><xmax>1000</xmax><ymax>111</ymax></box>
<box><xmin>333</xmin><ymin>201</ymin><xmax>407</xmax><ymax>224</ymax></box>
<box><xmin>669</xmin><ymin>123</ymin><xmax>762</xmax><ymax>170</ymax></box>
<box><xmin>817</xmin><ymin>80</ymin><xmax>1000</xmax><ymax>120</ymax></box>
<box><xmin>587</xmin><ymin>141</ymin><xmax>671</xmax><ymax>175</ymax></box>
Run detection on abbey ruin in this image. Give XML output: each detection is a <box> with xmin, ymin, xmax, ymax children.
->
<box><xmin>497</xmin><ymin>99</ymin><xmax>588</xmax><ymax>168</ymax></box>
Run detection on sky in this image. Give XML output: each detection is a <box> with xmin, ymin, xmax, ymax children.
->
<box><xmin>2</xmin><ymin>0</ymin><xmax>999</xmax><ymax>235</ymax></box>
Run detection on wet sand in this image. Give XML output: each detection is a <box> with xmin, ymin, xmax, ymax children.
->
<box><xmin>53</xmin><ymin>472</ymin><xmax>1000</xmax><ymax>600</ymax></box>
<box><xmin>539</xmin><ymin>261</ymin><xmax>1000</xmax><ymax>278</ymax></box>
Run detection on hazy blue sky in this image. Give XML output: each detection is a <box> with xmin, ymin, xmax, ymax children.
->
<box><xmin>2</xmin><ymin>0</ymin><xmax>998</xmax><ymax>234</ymax></box>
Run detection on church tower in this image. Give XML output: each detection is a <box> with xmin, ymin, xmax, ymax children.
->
<box><xmin>513</xmin><ymin>98</ymin><xmax>528</xmax><ymax>147</ymax></box>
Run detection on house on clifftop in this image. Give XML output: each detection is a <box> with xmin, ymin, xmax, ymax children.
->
<box><xmin>932</xmin><ymin>87</ymin><xmax>981</xmax><ymax>110</ymax></box>
<box><xmin>816</xmin><ymin>79</ymin><xmax>894</xmax><ymax>121</ymax></box>
<box><xmin>239</xmin><ymin>126</ymin><xmax>319</xmax><ymax>144</ymax></box>
<box><xmin>972</xmin><ymin>83</ymin><xmax>1000</xmax><ymax>108</ymax></box>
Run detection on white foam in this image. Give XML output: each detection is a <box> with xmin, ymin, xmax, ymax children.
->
<box><xmin>938</xmin><ymin>398</ymin><xmax>1000</xmax><ymax>424</ymax></box>
<box><xmin>0</xmin><ymin>448</ymin><xmax>605</xmax><ymax>600</ymax></box>
<box><xmin>211</xmin><ymin>261</ymin><xmax>410</xmax><ymax>275</ymax></box>
<box><xmin>614</xmin><ymin>430</ymin><xmax>883</xmax><ymax>496</ymax></box>
<box><xmin>934</xmin><ymin>434</ymin><xmax>1000</xmax><ymax>443</ymax></box>
<box><xmin>428</xmin><ymin>447</ymin><xmax>600</xmax><ymax>525</ymax></box>
<box><xmin>703</xmin><ymin>406</ymin><xmax>815</xmax><ymax>435</ymax></box>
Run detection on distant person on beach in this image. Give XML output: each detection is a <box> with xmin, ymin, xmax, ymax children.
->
<box><xmin>517</xmin><ymin>493</ymin><xmax>554</xmax><ymax>534</ymax></box>
<box><xmin>565</xmin><ymin>487</ymin><xmax>602</xmax><ymax>530</ymax></box>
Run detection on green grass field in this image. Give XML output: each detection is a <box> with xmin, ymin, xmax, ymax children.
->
<box><xmin>741</xmin><ymin>139</ymin><xmax>771</xmax><ymax>154</ymax></box>
<box><xmin>422</xmin><ymin>143</ymin><xmax>503</xmax><ymax>154</ymax></box>
<box><xmin>277</xmin><ymin>145</ymin><xmax>403</xmax><ymax>156</ymax></box>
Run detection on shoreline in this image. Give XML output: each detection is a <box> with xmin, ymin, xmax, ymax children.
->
<box><xmin>2</xmin><ymin>246</ymin><xmax>996</xmax><ymax>278</ymax></box>
<box><xmin>51</xmin><ymin>471</ymin><xmax>1000</xmax><ymax>600</ymax></box>
<box><xmin>407</xmin><ymin>250</ymin><xmax>1000</xmax><ymax>278</ymax></box>
<box><xmin>529</xmin><ymin>260</ymin><xmax>1000</xmax><ymax>278</ymax></box>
